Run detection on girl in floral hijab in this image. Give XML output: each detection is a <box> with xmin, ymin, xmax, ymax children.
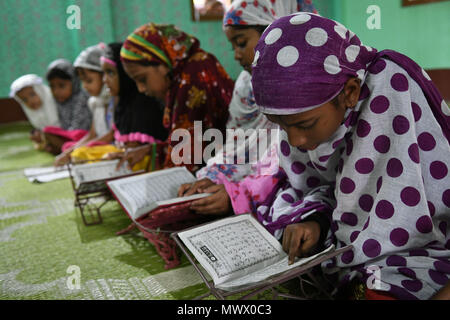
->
<box><xmin>119</xmin><ymin>23</ymin><xmax>234</xmax><ymax>173</ymax></box>
<box><xmin>223</xmin><ymin>13</ymin><xmax>450</xmax><ymax>299</ymax></box>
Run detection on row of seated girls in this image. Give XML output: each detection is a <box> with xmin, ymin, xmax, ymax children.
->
<box><xmin>9</xmin><ymin>0</ymin><xmax>450</xmax><ymax>300</ymax></box>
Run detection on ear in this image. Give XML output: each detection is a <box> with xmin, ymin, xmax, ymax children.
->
<box><xmin>156</xmin><ymin>64</ymin><xmax>171</xmax><ymax>78</ymax></box>
<box><xmin>342</xmin><ymin>77</ymin><xmax>361</xmax><ymax>109</ymax></box>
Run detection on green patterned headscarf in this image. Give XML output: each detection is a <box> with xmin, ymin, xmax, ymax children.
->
<box><xmin>120</xmin><ymin>23</ymin><xmax>199</xmax><ymax>70</ymax></box>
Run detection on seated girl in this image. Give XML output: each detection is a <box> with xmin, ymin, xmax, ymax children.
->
<box><xmin>44</xmin><ymin>59</ymin><xmax>92</xmax><ymax>155</ymax></box>
<box><xmin>54</xmin><ymin>43</ymin><xmax>114</xmax><ymax>166</ymax></box>
<box><xmin>116</xmin><ymin>23</ymin><xmax>234</xmax><ymax>173</ymax></box>
<box><xmin>9</xmin><ymin>74</ymin><xmax>60</xmax><ymax>150</ymax></box>
<box><xmin>223</xmin><ymin>13</ymin><xmax>450</xmax><ymax>299</ymax></box>
<box><xmin>178</xmin><ymin>0</ymin><xmax>318</xmax><ymax>215</ymax></box>
<box><xmin>69</xmin><ymin>42</ymin><xmax>168</xmax><ymax>170</ymax></box>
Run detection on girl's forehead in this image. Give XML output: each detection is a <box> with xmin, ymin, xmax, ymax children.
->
<box><xmin>17</xmin><ymin>86</ymin><xmax>35</xmax><ymax>97</ymax></box>
<box><xmin>101</xmin><ymin>62</ymin><xmax>117</xmax><ymax>71</ymax></box>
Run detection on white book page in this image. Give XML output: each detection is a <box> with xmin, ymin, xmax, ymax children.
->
<box><xmin>107</xmin><ymin>167</ymin><xmax>197</xmax><ymax>219</ymax></box>
<box><xmin>24</xmin><ymin>166</ymin><xmax>70</xmax><ymax>183</ymax></box>
<box><xmin>155</xmin><ymin>193</ymin><xmax>212</xmax><ymax>207</ymax></box>
<box><xmin>178</xmin><ymin>214</ymin><xmax>285</xmax><ymax>287</ymax></box>
<box><xmin>72</xmin><ymin>160</ymin><xmax>133</xmax><ymax>188</ymax></box>
<box><xmin>27</xmin><ymin>170</ymin><xmax>71</xmax><ymax>183</ymax></box>
<box><xmin>216</xmin><ymin>244</ymin><xmax>335</xmax><ymax>291</ymax></box>
<box><xmin>24</xmin><ymin>166</ymin><xmax>62</xmax><ymax>177</ymax></box>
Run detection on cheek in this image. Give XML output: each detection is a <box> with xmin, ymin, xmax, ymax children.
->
<box><xmin>64</xmin><ymin>87</ymin><xmax>73</xmax><ymax>98</ymax></box>
<box><xmin>33</xmin><ymin>96</ymin><xmax>42</xmax><ymax>107</ymax></box>
<box><xmin>96</xmin><ymin>78</ymin><xmax>104</xmax><ymax>90</ymax></box>
<box><xmin>242</xmin><ymin>47</ymin><xmax>255</xmax><ymax>62</ymax></box>
<box><xmin>111</xmin><ymin>78</ymin><xmax>119</xmax><ymax>91</ymax></box>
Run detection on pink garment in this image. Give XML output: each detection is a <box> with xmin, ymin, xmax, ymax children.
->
<box><xmin>43</xmin><ymin>126</ymin><xmax>88</xmax><ymax>141</ymax></box>
<box><xmin>222</xmin><ymin>172</ymin><xmax>282</xmax><ymax>214</ymax></box>
<box><xmin>220</xmin><ymin>141</ymin><xmax>282</xmax><ymax>214</ymax></box>
<box><xmin>61</xmin><ymin>139</ymin><xmax>108</xmax><ymax>152</ymax></box>
<box><xmin>112</xmin><ymin>124</ymin><xmax>162</xmax><ymax>145</ymax></box>
<box><xmin>43</xmin><ymin>126</ymin><xmax>89</xmax><ymax>151</ymax></box>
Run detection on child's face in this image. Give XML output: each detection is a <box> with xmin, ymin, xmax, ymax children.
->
<box><xmin>49</xmin><ymin>78</ymin><xmax>73</xmax><ymax>103</ymax></box>
<box><xmin>265</xmin><ymin>100</ymin><xmax>347</xmax><ymax>151</ymax></box>
<box><xmin>101</xmin><ymin>62</ymin><xmax>120</xmax><ymax>97</ymax></box>
<box><xmin>77</xmin><ymin>68</ymin><xmax>103</xmax><ymax>96</ymax></box>
<box><xmin>16</xmin><ymin>86</ymin><xmax>42</xmax><ymax>110</ymax></box>
<box><xmin>224</xmin><ymin>26</ymin><xmax>262</xmax><ymax>74</ymax></box>
<box><xmin>264</xmin><ymin>78</ymin><xmax>361</xmax><ymax>151</ymax></box>
<box><xmin>123</xmin><ymin>62</ymin><xmax>171</xmax><ymax>100</ymax></box>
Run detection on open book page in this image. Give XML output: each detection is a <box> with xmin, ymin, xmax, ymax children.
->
<box><xmin>216</xmin><ymin>244</ymin><xmax>335</xmax><ymax>291</ymax></box>
<box><xmin>72</xmin><ymin>160</ymin><xmax>134</xmax><ymax>188</ymax></box>
<box><xmin>178</xmin><ymin>214</ymin><xmax>286</xmax><ymax>287</ymax></box>
<box><xmin>107</xmin><ymin>166</ymin><xmax>208</xmax><ymax>220</ymax></box>
<box><xmin>23</xmin><ymin>166</ymin><xmax>70</xmax><ymax>183</ymax></box>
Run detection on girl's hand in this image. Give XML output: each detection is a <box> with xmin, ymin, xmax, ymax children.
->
<box><xmin>282</xmin><ymin>221</ymin><xmax>321</xmax><ymax>265</ymax></box>
<box><xmin>105</xmin><ymin>145</ymin><xmax>150</xmax><ymax>170</ymax></box>
<box><xmin>30</xmin><ymin>130</ymin><xmax>43</xmax><ymax>143</ymax></box>
<box><xmin>178</xmin><ymin>178</ymin><xmax>215</xmax><ymax>197</ymax></box>
<box><xmin>54</xmin><ymin>152</ymin><xmax>71</xmax><ymax>167</ymax></box>
<box><xmin>189</xmin><ymin>184</ymin><xmax>231</xmax><ymax>215</ymax></box>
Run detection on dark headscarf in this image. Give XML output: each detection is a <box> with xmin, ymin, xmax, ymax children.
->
<box><xmin>46</xmin><ymin>59</ymin><xmax>92</xmax><ymax>131</ymax></box>
<box><xmin>103</xmin><ymin>43</ymin><xmax>168</xmax><ymax>142</ymax></box>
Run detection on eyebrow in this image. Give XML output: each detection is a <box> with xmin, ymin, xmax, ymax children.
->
<box><xmin>230</xmin><ymin>34</ymin><xmax>246</xmax><ymax>43</ymax></box>
<box><xmin>280</xmin><ymin>117</ymin><xmax>317</xmax><ymax>127</ymax></box>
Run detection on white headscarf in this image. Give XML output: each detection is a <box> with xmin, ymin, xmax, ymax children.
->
<box><xmin>9</xmin><ymin>74</ymin><xmax>60</xmax><ymax>130</ymax></box>
<box><xmin>87</xmin><ymin>84</ymin><xmax>112</xmax><ymax>137</ymax></box>
<box><xmin>223</xmin><ymin>0</ymin><xmax>317</xmax><ymax>26</ymax></box>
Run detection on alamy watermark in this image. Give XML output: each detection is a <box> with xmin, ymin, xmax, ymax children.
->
<box><xmin>66</xmin><ymin>265</ymin><xmax>81</xmax><ymax>290</ymax></box>
<box><xmin>66</xmin><ymin>5</ymin><xmax>81</xmax><ymax>30</ymax></box>
<box><xmin>366</xmin><ymin>5</ymin><xmax>381</xmax><ymax>30</ymax></box>
<box><xmin>365</xmin><ymin>265</ymin><xmax>390</xmax><ymax>291</ymax></box>
<box><xmin>170</xmin><ymin>121</ymin><xmax>280</xmax><ymax>173</ymax></box>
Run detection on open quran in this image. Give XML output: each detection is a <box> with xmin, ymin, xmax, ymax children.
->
<box><xmin>106</xmin><ymin>167</ymin><xmax>211</xmax><ymax>220</ymax></box>
<box><xmin>72</xmin><ymin>160</ymin><xmax>135</xmax><ymax>188</ymax></box>
<box><xmin>176</xmin><ymin>214</ymin><xmax>347</xmax><ymax>292</ymax></box>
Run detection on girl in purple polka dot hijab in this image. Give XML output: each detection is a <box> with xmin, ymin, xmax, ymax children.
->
<box><xmin>223</xmin><ymin>13</ymin><xmax>450</xmax><ymax>299</ymax></box>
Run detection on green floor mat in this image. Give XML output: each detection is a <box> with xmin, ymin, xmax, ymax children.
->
<box><xmin>0</xmin><ymin>122</ymin><xmax>306</xmax><ymax>300</ymax></box>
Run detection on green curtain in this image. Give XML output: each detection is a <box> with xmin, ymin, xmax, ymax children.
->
<box><xmin>0</xmin><ymin>0</ymin><xmax>241</xmax><ymax>98</ymax></box>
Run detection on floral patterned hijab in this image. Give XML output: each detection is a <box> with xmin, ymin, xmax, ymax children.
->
<box><xmin>121</xmin><ymin>23</ymin><xmax>233</xmax><ymax>172</ymax></box>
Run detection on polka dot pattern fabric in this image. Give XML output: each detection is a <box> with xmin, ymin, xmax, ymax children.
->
<box><xmin>249</xmin><ymin>13</ymin><xmax>450</xmax><ymax>299</ymax></box>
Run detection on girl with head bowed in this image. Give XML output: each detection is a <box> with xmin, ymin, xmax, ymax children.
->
<box><xmin>179</xmin><ymin>0</ymin><xmax>319</xmax><ymax>216</ymax></box>
<box><xmin>118</xmin><ymin>23</ymin><xmax>234</xmax><ymax>173</ymax></box>
<box><xmin>223</xmin><ymin>13</ymin><xmax>450</xmax><ymax>300</ymax></box>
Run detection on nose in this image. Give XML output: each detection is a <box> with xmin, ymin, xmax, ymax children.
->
<box><xmin>287</xmin><ymin>129</ymin><xmax>308</xmax><ymax>149</ymax></box>
<box><xmin>136</xmin><ymin>82</ymin><xmax>146</xmax><ymax>94</ymax></box>
<box><xmin>234</xmin><ymin>49</ymin><xmax>242</xmax><ymax>63</ymax></box>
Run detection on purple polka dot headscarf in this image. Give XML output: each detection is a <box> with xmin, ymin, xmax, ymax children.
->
<box><xmin>247</xmin><ymin>13</ymin><xmax>450</xmax><ymax>299</ymax></box>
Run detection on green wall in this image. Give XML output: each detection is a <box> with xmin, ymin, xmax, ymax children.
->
<box><xmin>329</xmin><ymin>0</ymin><xmax>450</xmax><ymax>70</ymax></box>
<box><xmin>1</xmin><ymin>0</ymin><xmax>449</xmax><ymax>98</ymax></box>
<box><xmin>0</xmin><ymin>0</ymin><xmax>239</xmax><ymax>98</ymax></box>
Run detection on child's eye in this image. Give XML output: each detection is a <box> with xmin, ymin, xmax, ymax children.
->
<box><xmin>295</xmin><ymin>120</ymin><xmax>318</xmax><ymax>130</ymax></box>
<box><xmin>237</xmin><ymin>41</ymin><xmax>247</xmax><ymax>49</ymax></box>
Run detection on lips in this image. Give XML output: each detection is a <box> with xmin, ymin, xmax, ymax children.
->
<box><xmin>303</xmin><ymin>144</ymin><xmax>318</xmax><ymax>151</ymax></box>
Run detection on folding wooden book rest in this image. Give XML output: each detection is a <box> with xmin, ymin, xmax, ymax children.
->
<box><xmin>171</xmin><ymin>229</ymin><xmax>352</xmax><ymax>300</ymax></box>
<box><xmin>68</xmin><ymin>159</ymin><xmax>143</xmax><ymax>226</ymax></box>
